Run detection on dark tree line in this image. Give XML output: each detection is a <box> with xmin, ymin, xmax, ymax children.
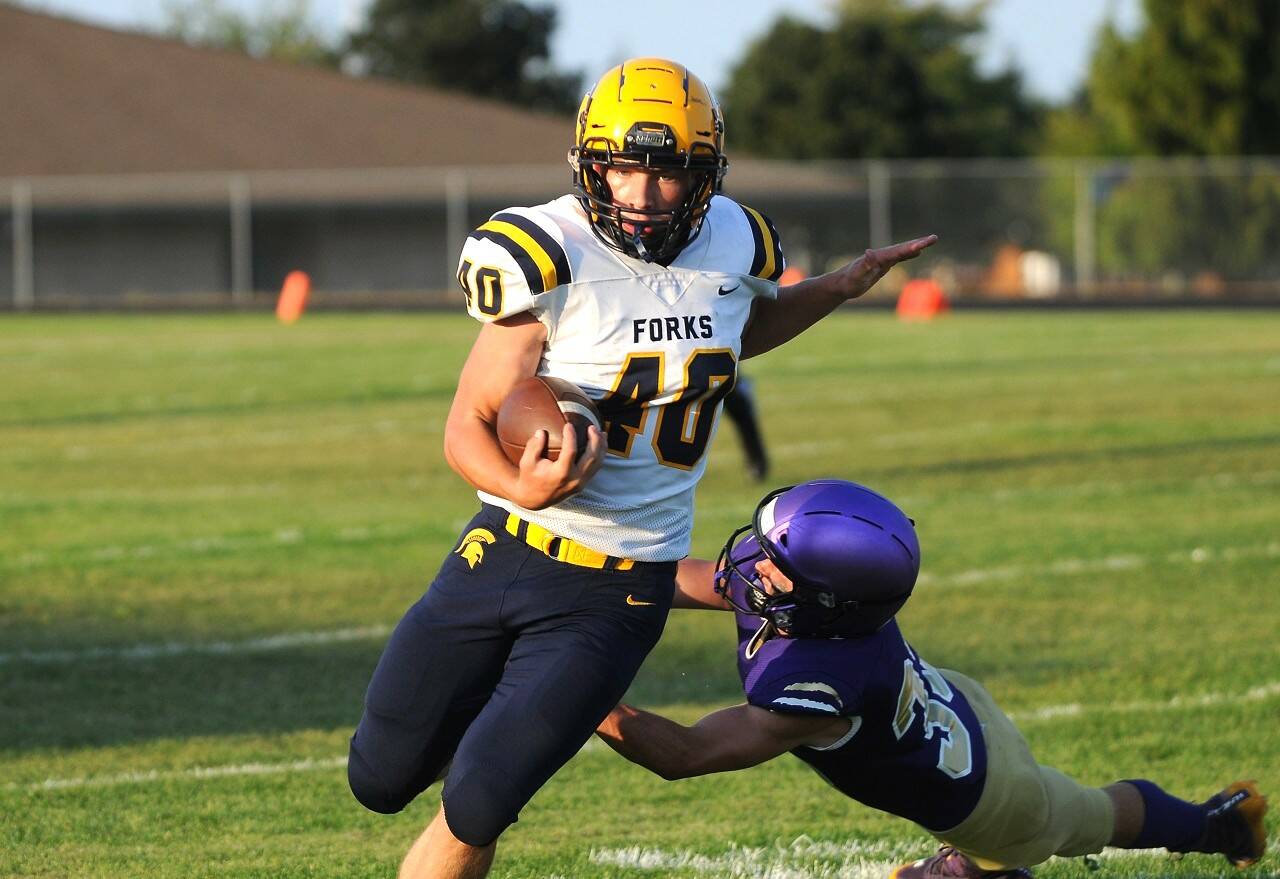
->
<box><xmin>161</xmin><ymin>0</ymin><xmax>581</xmax><ymax>113</ymax></box>
<box><xmin>160</xmin><ymin>0</ymin><xmax>1280</xmax><ymax>161</ymax></box>
<box><xmin>346</xmin><ymin>0</ymin><xmax>581</xmax><ymax>113</ymax></box>
<box><xmin>723</xmin><ymin>1</ymin><xmax>1041</xmax><ymax>159</ymax></box>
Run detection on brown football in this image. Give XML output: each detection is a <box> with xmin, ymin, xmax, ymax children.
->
<box><xmin>496</xmin><ymin>376</ymin><xmax>603</xmax><ymax>465</ymax></box>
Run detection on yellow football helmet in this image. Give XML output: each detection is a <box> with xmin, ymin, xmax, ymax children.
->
<box><xmin>568</xmin><ymin>58</ymin><xmax>727</xmax><ymax>264</ymax></box>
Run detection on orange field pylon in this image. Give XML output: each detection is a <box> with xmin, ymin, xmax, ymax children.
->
<box><xmin>778</xmin><ymin>265</ymin><xmax>808</xmax><ymax>286</ymax></box>
<box><xmin>276</xmin><ymin>271</ymin><xmax>311</xmax><ymax>324</ymax></box>
<box><xmin>896</xmin><ymin>279</ymin><xmax>949</xmax><ymax>321</ymax></box>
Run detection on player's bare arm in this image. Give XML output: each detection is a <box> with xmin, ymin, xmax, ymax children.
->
<box><xmin>597</xmin><ymin>701</ymin><xmax>850</xmax><ymax>780</ymax></box>
<box><xmin>672</xmin><ymin>558</ymin><xmax>727</xmax><ymax>609</ymax></box>
<box><xmin>674</xmin><ymin>556</ymin><xmax>793</xmax><ymax>610</ymax></box>
<box><xmin>444</xmin><ymin>314</ymin><xmax>605</xmax><ymax>510</ymax></box>
<box><xmin>741</xmin><ymin>235</ymin><xmax>938</xmax><ymax>359</ymax></box>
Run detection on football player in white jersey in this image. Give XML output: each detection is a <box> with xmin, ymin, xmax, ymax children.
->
<box><xmin>348</xmin><ymin>57</ymin><xmax>937</xmax><ymax>879</ymax></box>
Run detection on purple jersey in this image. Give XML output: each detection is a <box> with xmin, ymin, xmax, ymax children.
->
<box><xmin>737</xmin><ymin>612</ymin><xmax>987</xmax><ymax>831</ymax></box>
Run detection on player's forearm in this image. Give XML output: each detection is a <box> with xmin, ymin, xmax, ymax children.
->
<box><xmin>673</xmin><ymin>558</ymin><xmax>730</xmax><ymax>610</ymax></box>
<box><xmin>596</xmin><ymin>704</ymin><xmax>707</xmax><ymax>781</ymax></box>
<box><xmin>742</xmin><ymin>236</ymin><xmax>938</xmax><ymax>359</ymax></box>
<box><xmin>740</xmin><ymin>274</ymin><xmax>849</xmax><ymax>359</ymax></box>
<box><xmin>443</xmin><ymin>409</ymin><xmax>521</xmax><ymax>501</ymax></box>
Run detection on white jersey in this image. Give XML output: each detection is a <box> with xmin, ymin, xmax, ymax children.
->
<box><xmin>456</xmin><ymin>194</ymin><xmax>785</xmax><ymax>561</ymax></box>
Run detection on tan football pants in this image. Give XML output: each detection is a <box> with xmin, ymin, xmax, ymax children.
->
<box><xmin>934</xmin><ymin>671</ymin><xmax>1115</xmax><ymax>870</ymax></box>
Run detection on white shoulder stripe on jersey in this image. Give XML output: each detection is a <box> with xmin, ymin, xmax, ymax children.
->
<box><xmin>771</xmin><ymin>696</ymin><xmax>840</xmax><ymax>713</ymax></box>
<box><xmin>784</xmin><ymin>681</ymin><xmax>843</xmax><ymax>707</ymax></box>
<box><xmin>805</xmin><ymin>715</ymin><xmax>863</xmax><ymax>752</ymax></box>
<box><xmin>557</xmin><ymin>400</ymin><xmax>603</xmax><ymax>431</ymax></box>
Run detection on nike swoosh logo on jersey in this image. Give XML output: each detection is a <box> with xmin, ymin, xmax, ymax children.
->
<box><xmin>626</xmin><ymin>594</ymin><xmax>656</xmax><ymax>606</ymax></box>
<box><xmin>717</xmin><ymin>284</ymin><xmax>740</xmax><ymax>296</ymax></box>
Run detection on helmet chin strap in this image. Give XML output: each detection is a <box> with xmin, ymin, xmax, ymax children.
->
<box><xmin>744</xmin><ymin>617</ymin><xmax>775</xmax><ymax>660</ymax></box>
<box><xmin>631</xmin><ymin>231</ymin><xmax>653</xmax><ymax>262</ymax></box>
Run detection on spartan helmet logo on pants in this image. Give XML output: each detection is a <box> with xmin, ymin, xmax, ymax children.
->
<box><xmin>454</xmin><ymin>528</ymin><xmax>495</xmax><ymax>570</ymax></box>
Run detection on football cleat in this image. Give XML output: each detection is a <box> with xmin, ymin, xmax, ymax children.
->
<box><xmin>1179</xmin><ymin>780</ymin><xmax>1268</xmax><ymax>868</ymax></box>
<box><xmin>889</xmin><ymin>846</ymin><xmax>1032</xmax><ymax>879</ymax></box>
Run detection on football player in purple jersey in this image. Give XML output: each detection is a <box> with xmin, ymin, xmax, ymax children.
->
<box><xmin>597</xmin><ymin>480</ymin><xmax>1269</xmax><ymax>878</ymax></box>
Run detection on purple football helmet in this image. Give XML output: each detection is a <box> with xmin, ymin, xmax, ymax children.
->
<box><xmin>714</xmin><ymin>480</ymin><xmax>920</xmax><ymax>638</ymax></box>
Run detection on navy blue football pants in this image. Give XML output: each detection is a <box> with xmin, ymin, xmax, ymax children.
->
<box><xmin>348</xmin><ymin>505</ymin><xmax>675</xmax><ymax>846</ymax></box>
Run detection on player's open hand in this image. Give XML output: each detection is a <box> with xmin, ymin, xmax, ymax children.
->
<box><xmin>838</xmin><ymin>234</ymin><xmax>938</xmax><ymax>301</ymax></box>
<box><xmin>512</xmin><ymin>423</ymin><xmax>605</xmax><ymax>510</ymax></box>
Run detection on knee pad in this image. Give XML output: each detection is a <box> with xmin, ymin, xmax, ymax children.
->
<box><xmin>347</xmin><ymin>741</ymin><xmax>413</xmax><ymax>815</ymax></box>
<box><xmin>442</xmin><ymin>767</ymin><xmax>521</xmax><ymax>847</ymax></box>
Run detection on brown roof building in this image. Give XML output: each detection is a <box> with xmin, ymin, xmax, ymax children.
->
<box><xmin>0</xmin><ymin>5</ymin><xmax>590</xmax><ymax>304</ymax></box>
<box><xmin>0</xmin><ymin>3</ymin><xmax>570</xmax><ymax>177</ymax></box>
<box><xmin>0</xmin><ymin>7</ymin><xmax>862</xmax><ymax>306</ymax></box>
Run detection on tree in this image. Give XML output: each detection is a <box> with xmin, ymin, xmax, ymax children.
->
<box><xmin>345</xmin><ymin>0</ymin><xmax>580</xmax><ymax>113</ymax></box>
<box><xmin>1057</xmin><ymin>0</ymin><xmax>1280</xmax><ymax>157</ymax></box>
<box><xmin>161</xmin><ymin>0</ymin><xmax>337</xmax><ymax>66</ymax></box>
<box><xmin>1040</xmin><ymin>0</ymin><xmax>1280</xmax><ymax>286</ymax></box>
<box><xmin>721</xmin><ymin>0</ymin><xmax>1040</xmax><ymax>159</ymax></box>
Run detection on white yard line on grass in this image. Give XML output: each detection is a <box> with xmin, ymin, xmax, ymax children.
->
<box><xmin>0</xmin><ymin>625</ymin><xmax>391</xmax><ymax>665</ymax></box>
<box><xmin>20</xmin><ymin>756</ymin><xmax>348</xmax><ymax>792</ymax></box>
<box><xmin>888</xmin><ymin>468</ymin><xmax>1280</xmax><ymax>511</ymax></box>
<box><xmin>6</xmin><ymin>467</ymin><xmax>1275</xmax><ymax>575</ymax></box>
<box><xmin>591</xmin><ymin>836</ymin><xmax>909</xmax><ymax>879</ymax></box>
<box><xmin>2</xmin><ymin>417</ymin><xmax>423</xmax><ymax>462</ymax></box>
<box><xmin>1010</xmin><ymin>680</ymin><xmax>1280</xmax><ymax>723</ymax></box>
<box><xmin>4</xmin><ymin>538</ymin><xmax>1277</xmax><ymax>666</ymax></box>
<box><xmin>588</xmin><ymin>840</ymin><xmax>1280</xmax><ymax>878</ymax></box>
<box><xmin>8</xmin><ymin>681</ymin><xmax>1278</xmax><ymax>795</ymax></box>
<box><xmin>916</xmin><ymin>538</ymin><xmax>1280</xmax><ymax>590</ymax></box>
<box><xmin>5</xmin><ymin>521</ymin><xmax>421</xmax><ymax>572</ymax></box>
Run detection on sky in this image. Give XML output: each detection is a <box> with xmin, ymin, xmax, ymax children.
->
<box><xmin>17</xmin><ymin>0</ymin><xmax>1141</xmax><ymax>103</ymax></box>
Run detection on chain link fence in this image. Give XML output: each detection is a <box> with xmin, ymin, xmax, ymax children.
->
<box><xmin>5</xmin><ymin>157</ymin><xmax>1280</xmax><ymax>309</ymax></box>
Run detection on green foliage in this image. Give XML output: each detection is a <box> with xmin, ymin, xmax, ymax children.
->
<box><xmin>1038</xmin><ymin>1</ymin><xmax>1280</xmax><ymax>286</ymax></box>
<box><xmin>2</xmin><ymin>313</ymin><xmax>1278</xmax><ymax>877</ymax></box>
<box><xmin>721</xmin><ymin>0</ymin><xmax>1041</xmax><ymax>159</ymax></box>
<box><xmin>345</xmin><ymin>0</ymin><xmax>580</xmax><ymax>113</ymax></box>
<box><xmin>1044</xmin><ymin>0</ymin><xmax>1280</xmax><ymax>157</ymax></box>
<box><xmin>1094</xmin><ymin>165</ymin><xmax>1280</xmax><ymax>279</ymax></box>
<box><xmin>1091</xmin><ymin>0</ymin><xmax>1280</xmax><ymax>156</ymax></box>
<box><xmin>161</xmin><ymin>0</ymin><xmax>337</xmax><ymax>66</ymax></box>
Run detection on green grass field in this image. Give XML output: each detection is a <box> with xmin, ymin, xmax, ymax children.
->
<box><xmin>2</xmin><ymin>310</ymin><xmax>1277</xmax><ymax>879</ymax></box>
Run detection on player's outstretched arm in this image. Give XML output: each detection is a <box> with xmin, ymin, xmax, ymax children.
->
<box><xmin>596</xmin><ymin>702</ymin><xmax>849</xmax><ymax>781</ymax></box>
<box><xmin>741</xmin><ymin>235</ymin><xmax>938</xmax><ymax>359</ymax></box>
<box><xmin>673</xmin><ymin>558</ymin><xmax>729</xmax><ymax>610</ymax></box>
<box><xmin>445</xmin><ymin>314</ymin><xmax>605</xmax><ymax>510</ymax></box>
<box><xmin>674</xmin><ymin>556</ymin><xmax>797</xmax><ymax>609</ymax></box>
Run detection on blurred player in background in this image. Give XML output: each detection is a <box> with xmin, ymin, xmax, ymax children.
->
<box><xmin>348</xmin><ymin>58</ymin><xmax>936</xmax><ymax>879</ymax></box>
<box><xmin>597</xmin><ymin>479</ymin><xmax>1269</xmax><ymax>878</ymax></box>
<box><xmin>720</xmin><ymin>264</ymin><xmax>811</xmax><ymax>483</ymax></box>
<box><xmin>722</xmin><ymin>377</ymin><xmax>769</xmax><ymax>481</ymax></box>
